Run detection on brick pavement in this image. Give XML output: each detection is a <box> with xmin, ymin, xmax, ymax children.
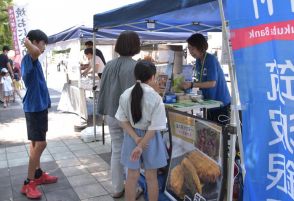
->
<box><xmin>0</xmin><ymin>85</ymin><xmax>145</xmax><ymax>201</ymax></box>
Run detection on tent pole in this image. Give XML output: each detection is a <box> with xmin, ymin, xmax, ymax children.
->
<box><xmin>217</xmin><ymin>0</ymin><xmax>245</xmax><ymax>201</ymax></box>
<box><xmin>93</xmin><ymin>29</ymin><xmax>97</xmax><ymax>140</ymax></box>
<box><xmin>45</xmin><ymin>55</ymin><xmax>48</xmax><ymax>83</ymax></box>
<box><xmin>78</xmin><ymin>39</ymin><xmax>85</xmax><ymax>130</ymax></box>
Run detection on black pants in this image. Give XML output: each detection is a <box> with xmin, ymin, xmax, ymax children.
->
<box><xmin>207</xmin><ymin>104</ymin><xmax>231</xmax><ymax>125</ymax></box>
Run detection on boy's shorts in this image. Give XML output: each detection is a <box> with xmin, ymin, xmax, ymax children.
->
<box><xmin>25</xmin><ymin>109</ymin><xmax>48</xmax><ymax>141</ymax></box>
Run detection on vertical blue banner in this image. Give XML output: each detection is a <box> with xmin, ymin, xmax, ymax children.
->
<box><xmin>226</xmin><ymin>1</ymin><xmax>294</xmax><ymax>201</ymax></box>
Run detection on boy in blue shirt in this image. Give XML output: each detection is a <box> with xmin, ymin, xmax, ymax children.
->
<box><xmin>183</xmin><ymin>33</ymin><xmax>231</xmax><ymax>124</ymax></box>
<box><xmin>20</xmin><ymin>30</ymin><xmax>58</xmax><ymax>199</ymax></box>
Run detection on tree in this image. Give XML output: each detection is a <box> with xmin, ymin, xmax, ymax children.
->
<box><xmin>0</xmin><ymin>0</ymin><xmax>13</xmax><ymax>51</ymax></box>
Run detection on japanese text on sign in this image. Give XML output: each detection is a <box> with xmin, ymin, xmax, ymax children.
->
<box><xmin>7</xmin><ymin>5</ymin><xmax>28</xmax><ymax>57</ymax></box>
<box><xmin>253</xmin><ymin>0</ymin><xmax>294</xmax><ymax>19</ymax></box>
<box><xmin>7</xmin><ymin>6</ymin><xmax>20</xmax><ymax>55</ymax></box>
<box><xmin>266</xmin><ymin>59</ymin><xmax>294</xmax><ymax>200</ymax></box>
<box><xmin>266</xmin><ymin>59</ymin><xmax>294</xmax><ymax>105</ymax></box>
<box><xmin>267</xmin><ymin>154</ymin><xmax>294</xmax><ymax>199</ymax></box>
<box><xmin>15</xmin><ymin>7</ymin><xmax>27</xmax><ymax>56</ymax></box>
<box><xmin>175</xmin><ymin>122</ymin><xmax>194</xmax><ymax>140</ymax></box>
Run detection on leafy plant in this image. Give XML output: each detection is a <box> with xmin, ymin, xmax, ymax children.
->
<box><xmin>0</xmin><ymin>0</ymin><xmax>13</xmax><ymax>51</ymax></box>
<box><xmin>172</xmin><ymin>74</ymin><xmax>185</xmax><ymax>93</ymax></box>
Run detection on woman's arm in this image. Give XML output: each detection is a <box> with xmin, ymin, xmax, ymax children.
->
<box><xmin>130</xmin><ymin>130</ymin><xmax>156</xmax><ymax>161</ymax></box>
<box><xmin>137</xmin><ymin>130</ymin><xmax>156</xmax><ymax>149</ymax></box>
<box><xmin>119</xmin><ymin>121</ymin><xmax>156</xmax><ymax>148</ymax></box>
<box><xmin>182</xmin><ymin>80</ymin><xmax>216</xmax><ymax>90</ymax></box>
<box><xmin>81</xmin><ymin>65</ymin><xmax>91</xmax><ymax>76</ymax></box>
<box><xmin>194</xmin><ymin>80</ymin><xmax>216</xmax><ymax>88</ymax></box>
<box><xmin>80</xmin><ymin>63</ymin><xmax>89</xmax><ymax>70</ymax></box>
<box><xmin>119</xmin><ymin>121</ymin><xmax>141</xmax><ymax>144</ymax></box>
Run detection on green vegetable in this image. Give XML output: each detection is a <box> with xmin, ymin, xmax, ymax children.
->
<box><xmin>172</xmin><ymin>75</ymin><xmax>184</xmax><ymax>93</ymax></box>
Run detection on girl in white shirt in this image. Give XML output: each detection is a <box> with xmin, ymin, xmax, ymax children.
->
<box><xmin>115</xmin><ymin>60</ymin><xmax>168</xmax><ymax>201</ymax></box>
<box><xmin>1</xmin><ymin>68</ymin><xmax>13</xmax><ymax>108</ymax></box>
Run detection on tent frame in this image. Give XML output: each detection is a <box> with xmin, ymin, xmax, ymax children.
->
<box><xmin>217</xmin><ymin>0</ymin><xmax>245</xmax><ymax>200</ymax></box>
<box><xmin>99</xmin><ymin>20</ymin><xmax>222</xmax><ymax>33</ymax></box>
<box><xmin>92</xmin><ymin>1</ymin><xmax>244</xmax><ymax>200</ymax></box>
<box><xmin>92</xmin><ymin>28</ymin><xmax>105</xmax><ymax>145</ymax></box>
<box><xmin>47</xmin><ymin>25</ymin><xmax>195</xmax><ymax>145</ymax></box>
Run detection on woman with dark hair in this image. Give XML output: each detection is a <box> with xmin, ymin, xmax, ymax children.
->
<box><xmin>84</xmin><ymin>40</ymin><xmax>106</xmax><ymax>65</ymax></box>
<box><xmin>115</xmin><ymin>60</ymin><xmax>168</xmax><ymax>201</ymax></box>
<box><xmin>97</xmin><ymin>31</ymin><xmax>141</xmax><ymax>198</ymax></box>
<box><xmin>183</xmin><ymin>33</ymin><xmax>231</xmax><ymax>124</ymax></box>
<box><xmin>83</xmin><ymin>48</ymin><xmax>105</xmax><ymax>78</ymax></box>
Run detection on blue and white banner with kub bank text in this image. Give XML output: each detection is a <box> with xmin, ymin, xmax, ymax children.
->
<box><xmin>226</xmin><ymin>1</ymin><xmax>294</xmax><ymax>201</ymax></box>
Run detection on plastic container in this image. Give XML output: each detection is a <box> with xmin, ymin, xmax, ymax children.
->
<box><xmin>163</xmin><ymin>93</ymin><xmax>177</xmax><ymax>103</ymax></box>
<box><xmin>190</xmin><ymin>94</ymin><xmax>204</xmax><ymax>103</ymax></box>
<box><xmin>81</xmin><ymin>126</ymin><xmax>101</xmax><ymax>143</ymax></box>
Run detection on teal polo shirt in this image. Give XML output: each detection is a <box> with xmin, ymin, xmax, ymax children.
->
<box><xmin>195</xmin><ymin>53</ymin><xmax>231</xmax><ymax>106</ymax></box>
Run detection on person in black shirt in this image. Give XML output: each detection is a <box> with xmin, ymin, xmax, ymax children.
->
<box><xmin>0</xmin><ymin>46</ymin><xmax>13</xmax><ymax>77</ymax></box>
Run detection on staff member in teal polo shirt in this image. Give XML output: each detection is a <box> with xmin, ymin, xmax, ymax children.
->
<box><xmin>183</xmin><ymin>33</ymin><xmax>231</xmax><ymax>124</ymax></box>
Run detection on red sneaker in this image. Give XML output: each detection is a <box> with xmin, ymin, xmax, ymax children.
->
<box><xmin>21</xmin><ymin>180</ymin><xmax>42</xmax><ymax>199</ymax></box>
<box><xmin>35</xmin><ymin>172</ymin><xmax>58</xmax><ymax>185</ymax></box>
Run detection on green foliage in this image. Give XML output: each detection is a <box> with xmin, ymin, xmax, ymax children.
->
<box><xmin>52</xmin><ymin>48</ymin><xmax>71</xmax><ymax>55</ymax></box>
<box><xmin>172</xmin><ymin>74</ymin><xmax>185</xmax><ymax>93</ymax></box>
<box><xmin>0</xmin><ymin>0</ymin><xmax>13</xmax><ymax>51</ymax></box>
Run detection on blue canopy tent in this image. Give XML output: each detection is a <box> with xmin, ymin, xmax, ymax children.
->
<box><xmin>93</xmin><ymin>1</ymin><xmax>243</xmax><ymax>201</ymax></box>
<box><xmin>93</xmin><ymin>0</ymin><xmax>221</xmax><ymax>33</ymax></box>
<box><xmin>48</xmin><ymin>25</ymin><xmax>192</xmax><ymax>45</ymax></box>
<box><xmin>91</xmin><ymin>0</ymin><xmax>223</xmax><ymax>153</ymax></box>
<box><xmin>46</xmin><ymin>25</ymin><xmax>193</xmax><ymax>146</ymax></box>
<box><xmin>48</xmin><ymin>26</ymin><xmax>112</xmax><ymax>44</ymax></box>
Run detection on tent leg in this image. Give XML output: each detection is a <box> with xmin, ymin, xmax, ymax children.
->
<box><xmin>217</xmin><ymin>0</ymin><xmax>245</xmax><ymax>201</ymax></box>
<box><xmin>93</xmin><ymin>29</ymin><xmax>97</xmax><ymax>140</ymax></box>
<box><xmin>102</xmin><ymin>115</ymin><xmax>105</xmax><ymax>145</ymax></box>
<box><xmin>45</xmin><ymin>55</ymin><xmax>48</xmax><ymax>83</ymax></box>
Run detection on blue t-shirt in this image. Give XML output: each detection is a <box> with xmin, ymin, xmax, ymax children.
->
<box><xmin>195</xmin><ymin>53</ymin><xmax>231</xmax><ymax>106</ymax></box>
<box><xmin>21</xmin><ymin>54</ymin><xmax>51</xmax><ymax>112</ymax></box>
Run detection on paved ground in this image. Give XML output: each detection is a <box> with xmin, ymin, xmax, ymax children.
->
<box><xmin>0</xmin><ymin>68</ymin><xmax>145</xmax><ymax>201</ymax></box>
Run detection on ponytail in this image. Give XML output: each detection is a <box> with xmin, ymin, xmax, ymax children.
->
<box><xmin>131</xmin><ymin>82</ymin><xmax>143</xmax><ymax>124</ymax></box>
<box><xmin>131</xmin><ymin>60</ymin><xmax>156</xmax><ymax>124</ymax></box>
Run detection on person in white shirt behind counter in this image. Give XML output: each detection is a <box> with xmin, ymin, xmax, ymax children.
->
<box><xmin>115</xmin><ymin>60</ymin><xmax>168</xmax><ymax>201</ymax></box>
<box><xmin>82</xmin><ymin>48</ymin><xmax>105</xmax><ymax>78</ymax></box>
